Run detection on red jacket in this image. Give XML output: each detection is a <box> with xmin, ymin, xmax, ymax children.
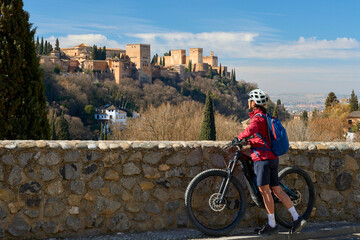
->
<box><xmin>238</xmin><ymin>109</ymin><xmax>277</xmax><ymax>161</ymax></box>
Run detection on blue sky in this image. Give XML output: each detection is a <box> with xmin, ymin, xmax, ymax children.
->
<box><xmin>24</xmin><ymin>0</ymin><xmax>360</xmax><ymax>96</ymax></box>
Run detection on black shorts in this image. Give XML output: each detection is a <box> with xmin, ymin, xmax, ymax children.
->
<box><xmin>254</xmin><ymin>159</ymin><xmax>280</xmax><ymax>187</ymax></box>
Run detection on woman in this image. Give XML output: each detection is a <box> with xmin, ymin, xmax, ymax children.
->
<box><xmin>238</xmin><ymin>89</ymin><xmax>306</xmax><ymax>235</ymax></box>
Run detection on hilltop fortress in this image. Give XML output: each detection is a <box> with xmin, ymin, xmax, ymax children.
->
<box><xmin>40</xmin><ymin>43</ymin><xmax>230</xmax><ymax>83</ymax></box>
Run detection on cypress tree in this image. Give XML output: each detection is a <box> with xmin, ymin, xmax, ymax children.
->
<box><xmin>91</xmin><ymin>45</ymin><xmax>98</xmax><ymax>60</ymax></box>
<box><xmin>187</xmin><ymin>60</ymin><xmax>192</xmax><ymax>72</ymax></box>
<box><xmin>350</xmin><ymin>89</ymin><xmax>358</xmax><ymax>112</ymax></box>
<box><xmin>100</xmin><ymin>122</ymin><xmax>104</xmax><ymax>140</ymax></box>
<box><xmin>55</xmin><ymin>38</ymin><xmax>60</xmax><ymax>51</ymax></box>
<box><xmin>47</xmin><ymin>41</ymin><xmax>53</xmax><ymax>55</ymax></box>
<box><xmin>0</xmin><ymin>0</ymin><xmax>49</xmax><ymax>139</ymax></box>
<box><xmin>302</xmin><ymin>110</ymin><xmax>308</xmax><ymax>123</ymax></box>
<box><xmin>40</xmin><ymin>36</ymin><xmax>44</xmax><ymax>54</ymax></box>
<box><xmin>35</xmin><ymin>36</ymin><xmax>40</xmax><ymax>54</ymax></box>
<box><xmin>159</xmin><ymin>57</ymin><xmax>163</xmax><ymax>66</ymax></box>
<box><xmin>199</xmin><ymin>91</ymin><xmax>216</xmax><ymax>141</ymax></box>
<box><xmin>162</xmin><ymin>57</ymin><xmax>165</xmax><ymax>66</ymax></box>
<box><xmin>104</xmin><ymin>123</ymin><xmax>108</xmax><ymax>140</ymax></box>
<box><xmin>44</xmin><ymin>40</ymin><xmax>48</xmax><ymax>55</ymax></box>
<box><xmin>277</xmin><ymin>99</ymin><xmax>282</xmax><ymax>105</ymax></box>
<box><xmin>49</xmin><ymin>113</ymin><xmax>57</xmax><ymax>140</ymax></box>
<box><xmin>234</xmin><ymin>70</ymin><xmax>236</xmax><ymax>81</ymax></box>
<box><xmin>325</xmin><ymin>92</ymin><xmax>339</xmax><ymax>110</ymax></box>
<box><xmin>273</xmin><ymin>105</ymin><xmax>279</xmax><ymax>118</ymax></box>
<box><xmin>56</xmin><ymin>112</ymin><xmax>69</xmax><ymax>140</ymax></box>
<box><xmin>102</xmin><ymin>46</ymin><xmax>106</xmax><ymax>60</ymax></box>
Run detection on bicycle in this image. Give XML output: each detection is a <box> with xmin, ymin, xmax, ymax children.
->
<box><xmin>184</xmin><ymin>137</ymin><xmax>316</xmax><ymax>236</ymax></box>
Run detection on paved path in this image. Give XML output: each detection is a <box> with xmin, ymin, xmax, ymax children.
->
<box><xmin>55</xmin><ymin>221</ymin><xmax>360</xmax><ymax>240</ymax></box>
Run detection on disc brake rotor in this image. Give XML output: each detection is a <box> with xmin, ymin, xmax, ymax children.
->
<box><xmin>209</xmin><ymin>193</ymin><xmax>226</xmax><ymax>212</ymax></box>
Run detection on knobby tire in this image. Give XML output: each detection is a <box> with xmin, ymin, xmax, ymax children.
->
<box><xmin>184</xmin><ymin>169</ymin><xmax>246</xmax><ymax>236</ymax></box>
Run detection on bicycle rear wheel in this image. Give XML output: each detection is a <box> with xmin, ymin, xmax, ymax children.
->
<box><xmin>275</xmin><ymin>166</ymin><xmax>315</xmax><ymax>228</ymax></box>
<box><xmin>184</xmin><ymin>169</ymin><xmax>246</xmax><ymax>236</ymax></box>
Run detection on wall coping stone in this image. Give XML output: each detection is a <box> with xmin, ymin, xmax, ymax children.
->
<box><xmin>1</xmin><ymin>141</ymin><xmax>360</xmax><ymax>151</ymax></box>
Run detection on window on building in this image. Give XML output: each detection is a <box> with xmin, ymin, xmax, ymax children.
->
<box><xmin>110</xmin><ymin>115</ymin><xmax>113</xmax><ymax>119</ymax></box>
<box><xmin>349</xmin><ymin>119</ymin><xmax>353</xmax><ymax>124</ymax></box>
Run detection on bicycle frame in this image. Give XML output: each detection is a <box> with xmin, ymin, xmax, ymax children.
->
<box><xmin>217</xmin><ymin>144</ymin><xmax>301</xmax><ymax>209</ymax></box>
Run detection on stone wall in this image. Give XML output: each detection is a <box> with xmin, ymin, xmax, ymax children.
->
<box><xmin>0</xmin><ymin>141</ymin><xmax>360</xmax><ymax>239</ymax></box>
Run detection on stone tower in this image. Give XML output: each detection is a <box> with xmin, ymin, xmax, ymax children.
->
<box><xmin>189</xmin><ymin>48</ymin><xmax>203</xmax><ymax>64</ymax></box>
<box><xmin>126</xmin><ymin>44</ymin><xmax>151</xmax><ymax>83</ymax></box>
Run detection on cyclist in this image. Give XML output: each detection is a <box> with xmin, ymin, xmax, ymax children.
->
<box><xmin>237</xmin><ymin>89</ymin><xmax>307</xmax><ymax>235</ymax></box>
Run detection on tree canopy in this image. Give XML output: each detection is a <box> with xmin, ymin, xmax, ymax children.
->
<box><xmin>0</xmin><ymin>0</ymin><xmax>49</xmax><ymax>139</ymax></box>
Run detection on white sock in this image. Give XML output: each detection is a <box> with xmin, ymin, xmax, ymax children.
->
<box><xmin>267</xmin><ymin>213</ymin><xmax>276</xmax><ymax>228</ymax></box>
<box><xmin>288</xmin><ymin>206</ymin><xmax>299</xmax><ymax>221</ymax></box>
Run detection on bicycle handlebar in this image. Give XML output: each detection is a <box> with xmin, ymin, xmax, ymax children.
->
<box><xmin>223</xmin><ymin>136</ymin><xmax>254</xmax><ymax>150</ymax></box>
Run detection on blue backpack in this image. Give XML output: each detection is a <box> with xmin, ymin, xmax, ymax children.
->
<box><xmin>253</xmin><ymin>113</ymin><xmax>289</xmax><ymax>157</ymax></box>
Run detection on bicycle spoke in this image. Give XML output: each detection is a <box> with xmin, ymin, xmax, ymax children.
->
<box><xmin>185</xmin><ymin>169</ymin><xmax>246</xmax><ymax>235</ymax></box>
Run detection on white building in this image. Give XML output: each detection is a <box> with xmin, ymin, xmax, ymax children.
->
<box><xmin>95</xmin><ymin>105</ymin><xmax>127</xmax><ymax>125</ymax></box>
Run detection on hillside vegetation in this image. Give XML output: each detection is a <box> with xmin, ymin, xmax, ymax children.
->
<box><xmin>43</xmin><ymin>66</ymin><xmax>288</xmax><ymax>140</ymax></box>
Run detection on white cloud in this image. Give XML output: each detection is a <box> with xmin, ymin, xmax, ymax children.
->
<box><xmin>129</xmin><ymin>31</ymin><xmax>360</xmax><ymax>59</ymax></box>
<box><xmin>47</xmin><ymin>34</ymin><xmax>123</xmax><ymax>48</ymax></box>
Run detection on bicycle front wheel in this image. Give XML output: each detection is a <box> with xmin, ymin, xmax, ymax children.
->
<box><xmin>275</xmin><ymin>166</ymin><xmax>315</xmax><ymax>228</ymax></box>
<box><xmin>184</xmin><ymin>169</ymin><xmax>246</xmax><ymax>236</ymax></box>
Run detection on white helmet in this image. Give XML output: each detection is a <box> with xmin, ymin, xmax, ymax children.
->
<box><xmin>248</xmin><ymin>89</ymin><xmax>269</xmax><ymax>106</ymax></box>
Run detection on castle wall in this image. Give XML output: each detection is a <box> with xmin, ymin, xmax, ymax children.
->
<box><xmin>106</xmin><ymin>49</ymin><xmax>126</xmax><ymax>58</ymax></box>
<box><xmin>203</xmin><ymin>56</ymin><xmax>218</xmax><ymax>67</ymax></box>
<box><xmin>0</xmin><ymin>141</ymin><xmax>360</xmax><ymax>239</ymax></box>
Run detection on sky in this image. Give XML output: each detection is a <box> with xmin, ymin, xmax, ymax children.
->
<box><xmin>23</xmin><ymin>0</ymin><xmax>360</xmax><ymax>96</ymax></box>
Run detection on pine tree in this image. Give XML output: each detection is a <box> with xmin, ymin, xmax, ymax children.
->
<box><xmin>55</xmin><ymin>38</ymin><xmax>60</xmax><ymax>51</ymax></box>
<box><xmin>40</xmin><ymin>36</ymin><xmax>44</xmax><ymax>54</ymax></box>
<box><xmin>273</xmin><ymin>105</ymin><xmax>279</xmax><ymax>118</ymax></box>
<box><xmin>350</xmin><ymin>89</ymin><xmax>359</xmax><ymax>112</ymax></box>
<box><xmin>56</xmin><ymin>112</ymin><xmax>69</xmax><ymax>140</ymax></box>
<box><xmin>199</xmin><ymin>91</ymin><xmax>216</xmax><ymax>141</ymax></box>
<box><xmin>325</xmin><ymin>92</ymin><xmax>339</xmax><ymax>110</ymax></box>
<box><xmin>0</xmin><ymin>0</ymin><xmax>49</xmax><ymax>139</ymax></box>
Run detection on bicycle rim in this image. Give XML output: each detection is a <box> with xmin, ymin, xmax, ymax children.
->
<box><xmin>275</xmin><ymin>167</ymin><xmax>315</xmax><ymax>228</ymax></box>
<box><xmin>185</xmin><ymin>169</ymin><xmax>246</xmax><ymax>236</ymax></box>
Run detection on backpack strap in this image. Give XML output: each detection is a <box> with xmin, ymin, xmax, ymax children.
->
<box><xmin>253</xmin><ymin>114</ymin><xmax>272</xmax><ymax>147</ymax></box>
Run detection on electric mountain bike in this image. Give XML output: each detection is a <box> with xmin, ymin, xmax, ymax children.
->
<box><xmin>184</xmin><ymin>137</ymin><xmax>315</xmax><ymax>236</ymax></box>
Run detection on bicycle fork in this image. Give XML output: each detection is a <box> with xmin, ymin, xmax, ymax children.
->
<box><xmin>216</xmin><ymin>152</ymin><xmax>238</xmax><ymax>204</ymax></box>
